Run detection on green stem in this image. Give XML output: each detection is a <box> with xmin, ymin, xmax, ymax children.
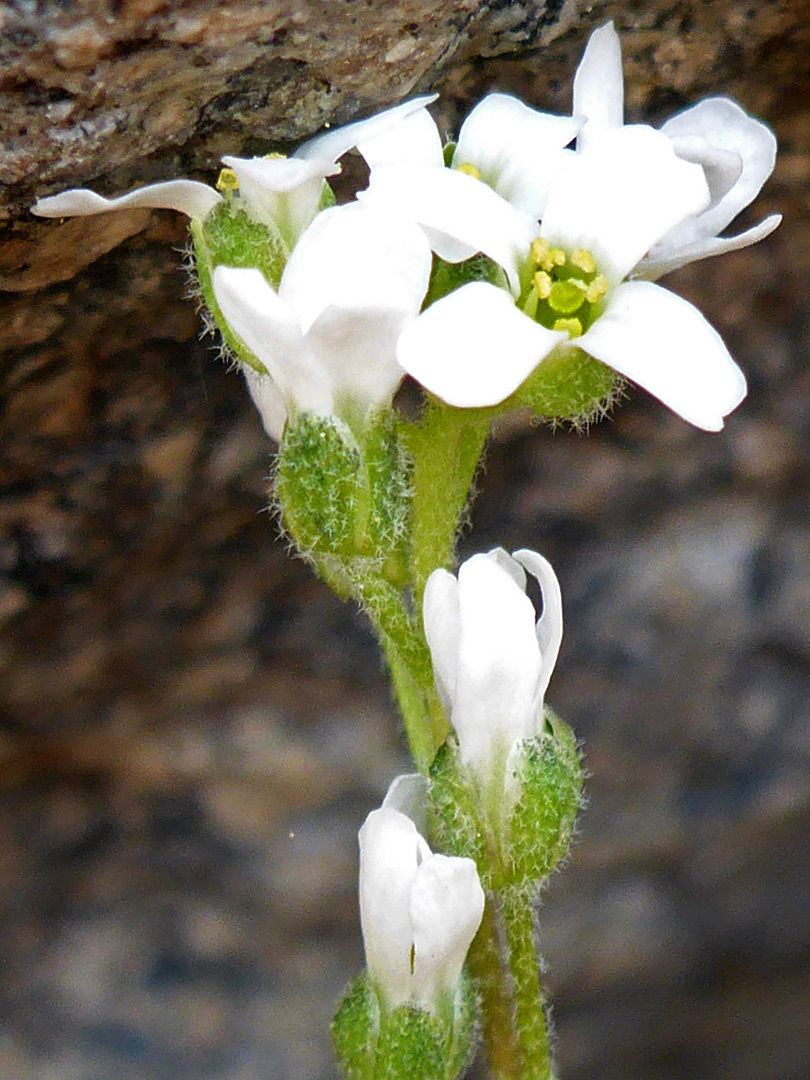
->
<box><xmin>404</xmin><ymin>401</ymin><xmax>490</xmax><ymax>604</ymax></box>
<box><xmin>468</xmin><ymin>889</ymin><xmax>552</xmax><ymax>1080</ymax></box>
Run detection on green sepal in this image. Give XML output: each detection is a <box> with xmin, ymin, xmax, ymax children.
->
<box><xmin>332</xmin><ymin>972</ymin><xmax>479</xmax><ymax>1080</ymax></box>
<box><xmin>423</xmin><ymin>253</ymin><xmax>508</xmax><ymax>311</ymax></box>
<box><xmin>429</xmin><ymin>740</ymin><xmax>491</xmax><ymax>886</ymax></box>
<box><xmin>190</xmin><ymin>198</ymin><xmax>288</xmax><ymax>374</ymax></box>
<box><xmin>503</xmin><ymin>344</ymin><xmax>622</xmax><ymax>427</ymax></box>
<box><xmin>429</xmin><ymin>712</ymin><xmax>582</xmax><ymax>891</ymax></box>
<box><xmin>275</xmin><ymin>410</ymin><xmax>411</xmax><ymax>572</ymax></box>
<box><xmin>275</xmin><ymin>412</ymin><xmax>363</xmax><ymax>557</ymax></box>
<box><xmin>507</xmin><ymin>710</ymin><xmax>583</xmax><ymax>886</ymax></box>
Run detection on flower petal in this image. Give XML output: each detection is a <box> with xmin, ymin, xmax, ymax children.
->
<box><xmin>383</xmin><ymin>774</ymin><xmax>430</xmax><ymax>836</ymax></box>
<box><xmin>410</xmin><ymin>854</ymin><xmax>484</xmax><ymax>1008</ymax></box>
<box><xmin>542</xmin><ymin>125</ymin><xmax>711</xmax><ymax>282</ymax></box>
<box><xmin>279</xmin><ymin>202</ymin><xmax>431</xmax><ymax>334</ymax></box>
<box><xmin>212</xmin><ymin>266</ymin><xmax>333</xmax><ymax>417</ymax></box>
<box><xmin>242</xmin><ymin>367</ymin><xmax>288</xmax><ymax>442</ymax></box>
<box><xmin>454</xmin><ymin>93</ymin><xmax>580</xmax><ymax>218</ymax></box>
<box><xmin>512</xmin><ymin>549</ymin><xmax>563</xmax><ymax>707</ymax></box>
<box><xmin>573</xmin><ymin>21</ymin><xmax>624</xmax><ymax>152</ymax></box>
<box><xmin>359</xmin><ymin>807</ymin><xmax>429</xmax><ymax>1008</ymax></box>
<box><xmin>423</xmin><ymin>568</ymin><xmax>462</xmax><ymax>715</ymax></box>
<box><xmin>355</xmin><ymin>107</ymin><xmax>444</xmax><ymax>170</ymax></box>
<box><xmin>305</xmin><ymin>303</ymin><xmax>409</xmax><ymax>410</ymax></box>
<box><xmin>453</xmin><ymin>551</ymin><xmax>544</xmax><ymax>772</ymax></box>
<box><xmin>222</xmin><ymin>154</ymin><xmax>339</xmax><ymax>246</ymax></box>
<box><xmin>361</xmin><ymin>164</ymin><xmax>536</xmax><ymax>292</ymax></box>
<box><xmin>31</xmin><ymin>180</ymin><xmax>221</xmax><ymax>221</ymax></box>
<box><xmin>636</xmin><ymin>212</ymin><xmax>782</xmax><ymax>280</ymax></box>
<box><xmin>579</xmin><ymin>280</ymin><xmax>746</xmax><ymax>430</ymax></box>
<box><xmin>397</xmin><ymin>282</ymin><xmax>565</xmax><ymax>408</ymax></box>
<box><xmin>659</xmin><ymin>97</ymin><xmax>777</xmax><ymax>244</ymax></box>
<box><xmin>295</xmin><ymin>96</ymin><xmax>440</xmax><ymax>165</ymax></box>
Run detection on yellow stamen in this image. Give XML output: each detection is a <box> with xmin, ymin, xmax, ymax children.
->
<box><xmin>533</xmin><ymin>270</ymin><xmax>552</xmax><ymax>299</ymax></box>
<box><xmin>570</xmin><ymin>248</ymin><xmax>596</xmax><ymax>275</ymax></box>
<box><xmin>216</xmin><ymin>167</ymin><xmax>239</xmax><ymax>192</ymax></box>
<box><xmin>553</xmin><ymin>317</ymin><xmax>583</xmax><ymax>338</ymax></box>
<box><xmin>454</xmin><ymin>162</ymin><xmax>482</xmax><ymax>180</ymax></box>
<box><xmin>585</xmin><ymin>275</ymin><xmax>609</xmax><ymax>304</ymax></box>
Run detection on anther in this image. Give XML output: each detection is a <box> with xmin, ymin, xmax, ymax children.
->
<box><xmin>533</xmin><ymin>270</ymin><xmax>552</xmax><ymax>299</ymax></box>
<box><xmin>552</xmin><ymin>317</ymin><xmax>583</xmax><ymax>338</ymax></box>
<box><xmin>455</xmin><ymin>162</ymin><xmax>482</xmax><ymax>180</ymax></box>
<box><xmin>585</xmin><ymin>275</ymin><xmax>609</xmax><ymax>304</ymax></box>
<box><xmin>216</xmin><ymin>168</ymin><xmax>239</xmax><ymax>192</ymax></box>
<box><xmin>570</xmin><ymin>249</ymin><xmax>596</xmax><ymax>275</ymax></box>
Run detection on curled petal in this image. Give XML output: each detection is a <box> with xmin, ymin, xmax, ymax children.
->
<box><xmin>243</xmin><ymin>367</ymin><xmax>287</xmax><ymax>442</ymax></box>
<box><xmin>362</xmin><ymin>164</ymin><xmax>536</xmax><ymax>292</ymax></box>
<box><xmin>31</xmin><ymin>180</ymin><xmax>221</xmax><ymax>221</ymax></box>
<box><xmin>212</xmin><ymin>266</ymin><xmax>333</xmax><ymax>417</ymax></box>
<box><xmin>666</xmin><ymin>136</ymin><xmax>743</xmax><ymax>210</ymax></box>
<box><xmin>382</xmin><ymin>774</ymin><xmax>430</xmax><ymax>836</ymax></box>
<box><xmin>355</xmin><ymin>107</ymin><xmax>444</xmax><ymax>170</ymax></box>
<box><xmin>454</xmin><ymin>93</ymin><xmax>580</xmax><ymax>218</ymax></box>
<box><xmin>280</xmin><ymin>202</ymin><xmax>431</xmax><ymax>334</ymax></box>
<box><xmin>453</xmin><ymin>551</ymin><xmax>544</xmax><ymax>771</ymax></box>
<box><xmin>636</xmin><ymin>213</ymin><xmax>782</xmax><ymax>280</ymax></box>
<box><xmin>542</xmin><ymin>125</ymin><xmax>710</xmax><ymax>283</ymax></box>
<box><xmin>512</xmin><ymin>549</ymin><xmax>563</xmax><ymax>708</ymax></box>
<box><xmin>410</xmin><ymin>854</ymin><xmax>484</xmax><ymax>1008</ymax></box>
<box><xmin>359</xmin><ymin>807</ymin><xmax>430</xmax><ymax>1008</ymax></box>
<box><xmin>423</xmin><ymin>568</ymin><xmax>462</xmax><ymax>715</ymax></box>
<box><xmin>397</xmin><ymin>282</ymin><xmax>565</xmax><ymax>407</ymax></box>
<box><xmin>573</xmin><ymin>21</ymin><xmax>624</xmax><ymax>152</ymax></box>
<box><xmin>296</xmin><ymin>95</ymin><xmax>440</xmax><ymax>165</ymax></box>
<box><xmin>660</xmin><ymin>96</ymin><xmax>778</xmax><ymax>246</ymax></box>
<box><xmin>579</xmin><ymin>280</ymin><xmax>746</xmax><ymax>430</ymax></box>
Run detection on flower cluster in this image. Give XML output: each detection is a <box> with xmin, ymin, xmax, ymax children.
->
<box><xmin>33</xmin><ymin>23</ymin><xmax>778</xmax><ymax>436</ymax></box>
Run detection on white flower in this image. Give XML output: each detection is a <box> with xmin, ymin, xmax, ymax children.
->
<box><xmin>391</xmin><ymin>122</ymin><xmax>748</xmax><ymax>430</ymax></box>
<box><xmin>423</xmin><ymin>548</ymin><xmax>562</xmax><ymax>787</ymax></box>
<box><xmin>31</xmin><ymin>97</ymin><xmax>436</xmax><ymax>252</ymax></box>
<box><xmin>212</xmin><ymin>201</ymin><xmax>432</xmax><ymax>439</ymax></box>
<box><xmin>573</xmin><ymin>21</ymin><xmax>781</xmax><ymax>279</ymax></box>
<box><xmin>358</xmin><ymin>774</ymin><xmax>484</xmax><ymax>1011</ymax></box>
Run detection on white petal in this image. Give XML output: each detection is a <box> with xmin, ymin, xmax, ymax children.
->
<box><xmin>212</xmin><ymin>266</ymin><xmax>333</xmax><ymax>417</ymax></box>
<box><xmin>223</xmin><ymin>154</ymin><xmax>338</xmax><ymax>245</ymax></box>
<box><xmin>573</xmin><ymin>21</ymin><xmax>624</xmax><ymax>152</ymax></box>
<box><xmin>397</xmin><ymin>282</ymin><xmax>565</xmax><ymax>408</ymax></box>
<box><xmin>31</xmin><ymin>180</ymin><xmax>221</xmax><ymax>220</ymax></box>
<box><xmin>383</xmin><ymin>774</ymin><xmax>430</xmax><ymax>836</ymax></box>
<box><xmin>454</xmin><ymin>93</ymin><xmax>580</xmax><ymax>218</ymax></box>
<box><xmin>359</xmin><ymin>807</ymin><xmax>429</xmax><ymax>1008</ymax></box>
<box><xmin>666</xmin><ymin>136</ymin><xmax>742</xmax><ymax>210</ymax></box>
<box><xmin>305</xmin><ymin>303</ymin><xmax>408</xmax><ymax>410</ymax></box>
<box><xmin>242</xmin><ymin>367</ymin><xmax>287</xmax><ymax>442</ymax></box>
<box><xmin>296</xmin><ymin>96</ymin><xmax>440</xmax><ymax>164</ymax></box>
<box><xmin>357</xmin><ymin>107</ymin><xmax>444</xmax><ymax>170</ymax></box>
<box><xmin>279</xmin><ymin>202</ymin><xmax>431</xmax><ymax>333</ymax></box>
<box><xmin>423</xmin><ymin>568</ymin><xmax>462</xmax><ymax>715</ymax></box>
<box><xmin>361</xmin><ymin>164</ymin><xmax>536</xmax><ymax>293</ymax></box>
<box><xmin>542</xmin><ymin>125</ymin><xmax>710</xmax><ymax>282</ymax></box>
<box><xmin>453</xmin><ymin>551</ymin><xmax>544</xmax><ymax>773</ymax></box>
<box><xmin>660</xmin><ymin>97</ymin><xmax>777</xmax><ymax>244</ymax></box>
<box><xmin>410</xmin><ymin>854</ymin><xmax>484</xmax><ymax>1008</ymax></box>
<box><xmin>512</xmin><ymin>549</ymin><xmax>563</xmax><ymax>707</ymax></box>
<box><xmin>579</xmin><ymin>280</ymin><xmax>746</xmax><ymax>430</ymax></box>
<box><xmin>636</xmin><ymin>213</ymin><xmax>782</xmax><ymax>280</ymax></box>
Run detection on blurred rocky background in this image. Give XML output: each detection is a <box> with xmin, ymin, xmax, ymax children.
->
<box><xmin>0</xmin><ymin>0</ymin><xmax>808</xmax><ymax>1077</ymax></box>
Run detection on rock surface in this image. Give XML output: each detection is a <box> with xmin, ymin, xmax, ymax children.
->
<box><xmin>1</xmin><ymin>1</ymin><xmax>808</xmax><ymax>1079</ymax></box>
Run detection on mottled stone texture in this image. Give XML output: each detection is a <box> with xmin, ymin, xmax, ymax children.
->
<box><xmin>0</xmin><ymin>2</ymin><xmax>808</xmax><ymax>1079</ymax></box>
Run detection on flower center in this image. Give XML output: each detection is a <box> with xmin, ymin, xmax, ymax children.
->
<box><xmin>521</xmin><ymin>238</ymin><xmax>608</xmax><ymax>338</ymax></box>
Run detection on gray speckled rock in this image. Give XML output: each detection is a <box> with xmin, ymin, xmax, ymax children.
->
<box><xmin>0</xmin><ymin>1</ymin><xmax>808</xmax><ymax>1079</ymax></box>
